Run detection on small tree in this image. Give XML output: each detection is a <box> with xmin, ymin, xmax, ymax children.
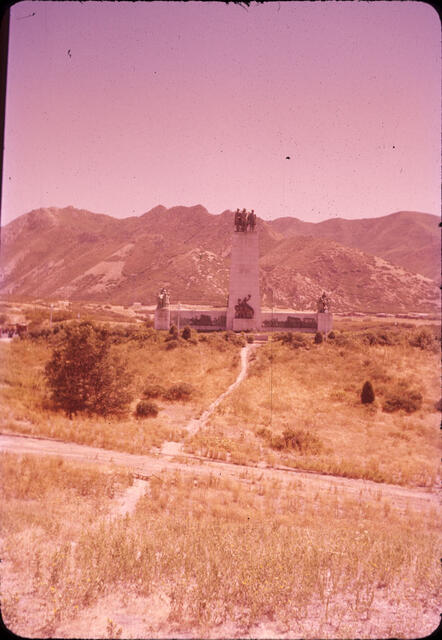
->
<box><xmin>314</xmin><ymin>331</ymin><xmax>323</xmax><ymax>344</ymax></box>
<box><xmin>181</xmin><ymin>325</ymin><xmax>192</xmax><ymax>340</ymax></box>
<box><xmin>169</xmin><ymin>324</ymin><xmax>178</xmax><ymax>338</ymax></box>
<box><xmin>361</xmin><ymin>380</ymin><xmax>375</xmax><ymax>404</ymax></box>
<box><xmin>45</xmin><ymin>322</ymin><xmax>133</xmax><ymax>418</ymax></box>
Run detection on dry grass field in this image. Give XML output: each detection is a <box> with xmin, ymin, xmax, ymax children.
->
<box><xmin>0</xmin><ymin>317</ymin><xmax>440</xmax><ymax>637</ymax></box>
<box><xmin>1</xmin><ymin>322</ymin><xmax>439</xmax><ymax>488</ymax></box>
<box><xmin>1</xmin><ymin>453</ymin><xmax>440</xmax><ymax>638</ymax></box>
<box><xmin>185</xmin><ymin>325</ymin><xmax>440</xmax><ymax>487</ymax></box>
<box><xmin>0</xmin><ymin>330</ymin><xmax>241</xmax><ymax>453</ymax></box>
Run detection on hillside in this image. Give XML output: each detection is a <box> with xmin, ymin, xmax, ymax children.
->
<box><xmin>268</xmin><ymin>211</ymin><xmax>440</xmax><ymax>282</ymax></box>
<box><xmin>0</xmin><ymin>205</ymin><xmax>439</xmax><ymax>312</ymax></box>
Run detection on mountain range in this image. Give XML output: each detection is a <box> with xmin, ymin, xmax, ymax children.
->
<box><xmin>0</xmin><ymin>205</ymin><xmax>439</xmax><ymax>313</ymax></box>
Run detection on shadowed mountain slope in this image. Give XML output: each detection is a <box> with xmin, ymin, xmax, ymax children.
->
<box><xmin>268</xmin><ymin>211</ymin><xmax>440</xmax><ymax>282</ymax></box>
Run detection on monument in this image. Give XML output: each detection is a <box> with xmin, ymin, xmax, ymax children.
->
<box><xmin>153</xmin><ymin>208</ymin><xmax>333</xmax><ymax>334</ymax></box>
<box><xmin>226</xmin><ymin>209</ymin><xmax>262</xmax><ymax>331</ymax></box>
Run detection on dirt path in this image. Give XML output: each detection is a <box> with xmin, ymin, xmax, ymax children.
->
<box><xmin>161</xmin><ymin>342</ymin><xmax>258</xmax><ymax>455</ymax></box>
<box><xmin>0</xmin><ymin>431</ymin><xmax>438</xmax><ymax>513</ymax></box>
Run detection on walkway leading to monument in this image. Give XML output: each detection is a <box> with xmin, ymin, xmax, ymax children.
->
<box><xmin>161</xmin><ymin>342</ymin><xmax>259</xmax><ymax>455</ymax></box>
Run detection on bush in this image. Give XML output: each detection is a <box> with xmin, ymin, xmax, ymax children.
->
<box><xmin>224</xmin><ymin>331</ymin><xmax>246</xmax><ymax>347</ymax></box>
<box><xmin>314</xmin><ymin>331</ymin><xmax>323</xmax><ymax>344</ymax></box>
<box><xmin>164</xmin><ymin>382</ymin><xmax>195</xmax><ymax>401</ymax></box>
<box><xmin>281</xmin><ymin>428</ymin><xmax>323</xmax><ymax>454</ymax></box>
<box><xmin>257</xmin><ymin>426</ymin><xmax>323</xmax><ymax>455</ymax></box>
<box><xmin>382</xmin><ymin>390</ymin><xmax>423</xmax><ymax>414</ymax></box>
<box><xmin>408</xmin><ymin>327</ymin><xmax>439</xmax><ymax>352</ymax></box>
<box><xmin>327</xmin><ymin>331</ymin><xmax>335</xmax><ymax>340</ymax></box>
<box><xmin>169</xmin><ymin>324</ymin><xmax>178</xmax><ymax>338</ymax></box>
<box><xmin>275</xmin><ymin>332</ymin><xmax>309</xmax><ymax>349</ymax></box>
<box><xmin>166</xmin><ymin>339</ymin><xmax>179</xmax><ymax>350</ymax></box>
<box><xmin>143</xmin><ymin>384</ymin><xmax>166</xmax><ymax>399</ymax></box>
<box><xmin>135</xmin><ymin>400</ymin><xmax>159</xmax><ymax>418</ymax></box>
<box><xmin>361</xmin><ymin>380</ymin><xmax>375</xmax><ymax>404</ymax></box>
<box><xmin>246</xmin><ymin>335</ymin><xmax>254</xmax><ymax>344</ymax></box>
<box><xmin>181</xmin><ymin>325</ymin><xmax>192</xmax><ymax>340</ymax></box>
<box><xmin>45</xmin><ymin>322</ymin><xmax>133</xmax><ymax>418</ymax></box>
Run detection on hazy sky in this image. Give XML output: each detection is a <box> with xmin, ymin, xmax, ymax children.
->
<box><xmin>1</xmin><ymin>0</ymin><xmax>440</xmax><ymax>225</ymax></box>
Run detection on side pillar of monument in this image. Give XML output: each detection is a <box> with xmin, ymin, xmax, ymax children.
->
<box><xmin>154</xmin><ymin>306</ymin><xmax>170</xmax><ymax>331</ymax></box>
<box><xmin>226</xmin><ymin>230</ymin><xmax>262</xmax><ymax>331</ymax></box>
<box><xmin>317</xmin><ymin>311</ymin><xmax>333</xmax><ymax>333</ymax></box>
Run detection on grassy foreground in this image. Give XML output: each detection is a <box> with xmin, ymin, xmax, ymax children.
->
<box><xmin>1</xmin><ymin>453</ymin><xmax>440</xmax><ymax>638</ymax></box>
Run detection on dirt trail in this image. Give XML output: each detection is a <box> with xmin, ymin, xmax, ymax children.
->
<box><xmin>0</xmin><ymin>431</ymin><xmax>438</xmax><ymax>512</ymax></box>
<box><xmin>161</xmin><ymin>342</ymin><xmax>258</xmax><ymax>455</ymax></box>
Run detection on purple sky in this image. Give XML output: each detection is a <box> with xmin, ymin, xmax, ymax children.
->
<box><xmin>1</xmin><ymin>0</ymin><xmax>440</xmax><ymax>225</ymax></box>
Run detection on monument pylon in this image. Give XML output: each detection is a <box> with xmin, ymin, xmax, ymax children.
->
<box><xmin>226</xmin><ymin>209</ymin><xmax>262</xmax><ymax>331</ymax></box>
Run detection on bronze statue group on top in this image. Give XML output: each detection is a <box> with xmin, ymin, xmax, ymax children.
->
<box><xmin>234</xmin><ymin>208</ymin><xmax>256</xmax><ymax>232</ymax></box>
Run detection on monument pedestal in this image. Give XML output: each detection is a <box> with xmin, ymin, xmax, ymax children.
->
<box><xmin>226</xmin><ymin>230</ymin><xmax>261</xmax><ymax>331</ymax></box>
<box><xmin>232</xmin><ymin>318</ymin><xmax>256</xmax><ymax>332</ymax></box>
<box><xmin>154</xmin><ymin>307</ymin><xmax>170</xmax><ymax>331</ymax></box>
<box><xmin>317</xmin><ymin>311</ymin><xmax>333</xmax><ymax>333</ymax></box>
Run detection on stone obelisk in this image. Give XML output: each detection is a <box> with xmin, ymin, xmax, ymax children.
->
<box><xmin>226</xmin><ymin>210</ymin><xmax>261</xmax><ymax>331</ymax></box>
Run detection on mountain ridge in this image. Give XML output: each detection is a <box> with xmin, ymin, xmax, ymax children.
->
<box><xmin>0</xmin><ymin>205</ymin><xmax>439</xmax><ymax>313</ymax></box>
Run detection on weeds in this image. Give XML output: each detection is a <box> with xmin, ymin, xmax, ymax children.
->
<box><xmin>1</xmin><ymin>454</ymin><xmax>440</xmax><ymax>638</ymax></box>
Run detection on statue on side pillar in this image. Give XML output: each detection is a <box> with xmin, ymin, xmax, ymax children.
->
<box><xmin>317</xmin><ymin>292</ymin><xmax>331</xmax><ymax>313</ymax></box>
<box><xmin>157</xmin><ymin>287</ymin><xmax>170</xmax><ymax>309</ymax></box>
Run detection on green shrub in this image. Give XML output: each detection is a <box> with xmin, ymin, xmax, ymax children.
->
<box><xmin>314</xmin><ymin>331</ymin><xmax>323</xmax><ymax>344</ymax></box>
<box><xmin>257</xmin><ymin>426</ymin><xmax>323</xmax><ymax>455</ymax></box>
<box><xmin>361</xmin><ymin>380</ymin><xmax>375</xmax><ymax>404</ymax></box>
<box><xmin>164</xmin><ymin>382</ymin><xmax>195</xmax><ymax>401</ymax></box>
<box><xmin>408</xmin><ymin>327</ymin><xmax>439</xmax><ymax>352</ymax></box>
<box><xmin>169</xmin><ymin>324</ymin><xmax>178</xmax><ymax>338</ymax></box>
<box><xmin>382</xmin><ymin>390</ymin><xmax>423</xmax><ymax>414</ymax></box>
<box><xmin>224</xmin><ymin>331</ymin><xmax>246</xmax><ymax>347</ymax></box>
<box><xmin>135</xmin><ymin>400</ymin><xmax>159</xmax><ymax>418</ymax></box>
<box><xmin>281</xmin><ymin>428</ymin><xmax>323</xmax><ymax>454</ymax></box>
<box><xmin>44</xmin><ymin>321</ymin><xmax>133</xmax><ymax>418</ymax></box>
<box><xmin>181</xmin><ymin>325</ymin><xmax>192</xmax><ymax>340</ymax></box>
<box><xmin>275</xmin><ymin>332</ymin><xmax>309</xmax><ymax>349</ymax></box>
<box><xmin>143</xmin><ymin>384</ymin><xmax>166</xmax><ymax>399</ymax></box>
<box><xmin>327</xmin><ymin>331</ymin><xmax>335</xmax><ymax>339</ymax></box>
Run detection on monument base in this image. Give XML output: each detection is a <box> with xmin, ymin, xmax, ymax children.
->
<box><xmin>232</xmin><ymin>318</ymin><xmax>260</xmax><ymax>332</ymax></box>
<box><xmin>317</xmin><ymin>312</ymin><xmax>333</xmax><ymax>333</ymax></box>
<box><xmin>154</xmin><ymin>307</ymin><xmax>170</xmax><ymax>331</ymax></box>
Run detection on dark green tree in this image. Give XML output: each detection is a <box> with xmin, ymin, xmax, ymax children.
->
<box><xmin>361</xmin><ymin>380</ymin><xmax>375</xmax><ymax>404</ymax></box>
<box><xmin>169</xmin><ymin>324</ymin><xmax>178</xmax><ymax>337</ymax></box>
<box><xmin>45</xmin><ymin>322</ymin><xmax>133</xmax><ymax>418</ymax></box>
<box><xmin>181</xmin><ymin>325</ymin><xmax>192</xmax><ymax>340</ymax></box>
